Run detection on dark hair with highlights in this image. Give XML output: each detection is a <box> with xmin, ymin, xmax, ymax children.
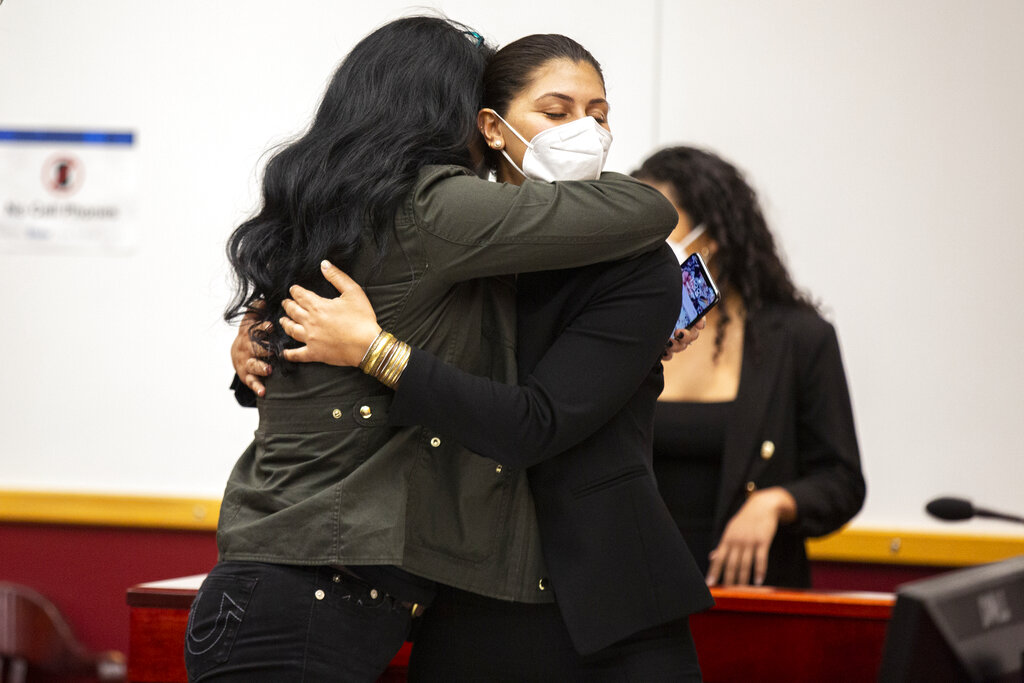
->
<box><xmin>480</xmin><ymin>34</ymin><xmax>603</xmax><ymax>172</ymax></box>
<box><xmin>224</xmin><ymin>16</ymin><xmax>493</xmax><ymax>358</ymax></box>
<box><xmin>633</xmin><ymin>146</ymin><xmax>816</xmax><ymax>358</ymax></box>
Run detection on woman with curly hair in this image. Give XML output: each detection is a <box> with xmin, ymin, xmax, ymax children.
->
<box><xmin>633</xmin><ymin>145</ymin><xmax>866</xmax><ymax>589</ymax></box>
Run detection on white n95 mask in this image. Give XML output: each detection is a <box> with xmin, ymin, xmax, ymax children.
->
<box><xmin>490</xmin><ymin>111</ymin><xmax>613</xmax><ymax>182</ymax></box>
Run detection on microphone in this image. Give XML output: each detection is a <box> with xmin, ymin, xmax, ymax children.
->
<box><xmin>926</xmin><ymin>497</ymin><xmax>1024</xmax><ymax>525</ymax></box>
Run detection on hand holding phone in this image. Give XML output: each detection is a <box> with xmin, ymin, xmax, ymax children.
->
<box><xmin>675</xmin><ymin>252</ymin><xmax>720</xmax><ymax>330</ymax></box>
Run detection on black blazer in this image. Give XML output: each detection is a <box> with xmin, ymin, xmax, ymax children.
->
<box><xmin>390</xmin><ymin>245</ymin><xmax>714</xmax><ymax>655</ymax></box>
<box><xmin>705</xmin><ymin>305</ymin><xmax>866</xmax><ymax>587</ymax></box>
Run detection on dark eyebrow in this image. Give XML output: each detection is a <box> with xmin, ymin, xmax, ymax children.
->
<box><xmin>535</xmin><ymin>92</ymin><xmax>609</xmax><ymax>108</ymax></box>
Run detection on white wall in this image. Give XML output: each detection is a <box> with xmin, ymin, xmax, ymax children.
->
<box><xmin>0</xmin><ymin>0</ymin><xmax>661</xmax><ymax>498</ymax></box>
<box><xmin>1</xmin><ymin>1</ymin><xmax>1021</xmax><ymax>533</ymax></box>
<box><xmin>657</xmin><ymin>0</ymin><xmax>1024</xmax><ymax>532</ymax></box>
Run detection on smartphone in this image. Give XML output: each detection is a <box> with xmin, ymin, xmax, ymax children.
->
<box><xmin>675</xmin><ymin>252</ymin><xmax>720</xmax><ymax>330</ymax></box>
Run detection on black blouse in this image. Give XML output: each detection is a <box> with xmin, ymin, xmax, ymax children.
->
<box><xmin>652</xmin><ymin>400</ymin><xmax>734</xmax><ymax>575</ymax></box>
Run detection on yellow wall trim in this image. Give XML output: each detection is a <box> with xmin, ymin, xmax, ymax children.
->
<box><xmin>3</xmin><ymin>489</ymin><xmax>1023</xmax><ymax>566</ymax></box>
<box><xmin>807</xmin><ymin>527</ymin><xmax>1024</xmax><ymax>566</ymax></box>
<box><xmin>0</xmin><ymin>490</ymin><xmax>220</xmax><ymax>531</ymax></box>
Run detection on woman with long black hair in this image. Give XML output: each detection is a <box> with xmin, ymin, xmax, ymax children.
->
<box><xmin>193</xmin><ymin>16</ymin><xmax>678</xmax><ymax>683</ymax></box>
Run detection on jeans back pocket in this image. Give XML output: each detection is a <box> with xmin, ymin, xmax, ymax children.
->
<box><xmin>184</xmin><ymin>574</ymin><xmax>258</xmax><ymax>679</ymax></box>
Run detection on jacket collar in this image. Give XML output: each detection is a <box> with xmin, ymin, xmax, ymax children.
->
<box><xmin>713</xmin><ymin>310</ymin><xmax>787</xmax><ymax>533</ymax></box>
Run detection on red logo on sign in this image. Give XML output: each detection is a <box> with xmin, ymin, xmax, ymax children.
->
<box><xmin>42</xmin><ymin>154</ymin><xmax>84</xmax><ymax>196</ymax></box>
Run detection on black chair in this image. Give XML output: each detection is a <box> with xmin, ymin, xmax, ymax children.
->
<box><xmin>0</xmin><ymin>582</ymin><xmax>125</xmax><ymax>683</ymax></box>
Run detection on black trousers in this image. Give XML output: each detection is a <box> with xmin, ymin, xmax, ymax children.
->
<box><xmin>184</xmin><ymin>561</ymin><xmax>411</xmax><ymax>682</ymax></box>
<box><xmin>408</xmin><ymin>586</ymin><xmax>702</xmax><ymax>682</ymax></box>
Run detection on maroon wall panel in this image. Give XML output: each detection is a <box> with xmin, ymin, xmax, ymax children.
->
<box><xmin>812</xmin><ymin>560</ymin><xmax>953</xmax><ymax>593</ymax></box>
<box><xmin>0</xmin><ymin>523</ymin><xmax>218</xmax><ymax>656</ymax></box>
<box><xmin>0</xmin><ymin>522</ymin><xmax>958</xmax><ymax>662</ymax></box>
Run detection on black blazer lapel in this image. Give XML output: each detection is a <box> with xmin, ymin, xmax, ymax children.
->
<box><xmin>713</xmin><ymin>312</ymin><xmax>787</xmax><ymax>536</ymax></box>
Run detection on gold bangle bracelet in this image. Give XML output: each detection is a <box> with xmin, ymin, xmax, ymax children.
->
<box><xmin>377</xmin><ymin>342</ymin><xmax>403</xmax><ymax>385</ymax></box>
<box><xmin>378</xmin><ymin>347</ymin><xmax>404</xmax><ymax>387</ymax></box>
<box><xmin>359</xmin><ymin>330</ymin><xmax>409</xmax><ymax>388</ymax></box>
<box><xmin>359</xmin><ymin>330</ymin><xmax>394</xmax><ymax>374</ymax></box>
<box><xmin>358</xmin><ymin>331</ymin><xmax>387</xmax><ymax>372</ymax></box>
<box><xmin>368</xmin><ymin>331</ymin><xmax>393</xmax><ymax>365</ymax></box>
<box><xmin>371</xmin><ymin>337</ymin><xmax>396</xmax><ymax>374</ymax></box>
<box><xmin>389</xmin><ymin>343</ymin><xmax>411</xmax><ymax>387</ymax></box>
<box><xmin>378</xmin><ymin>341</ymin><xmax>411</xmax><ymax>389</ymax></box>
<box><xmin>370</xmin><ymin>339</ymin><xmax>399</xmax><ymax>377</ymax></box>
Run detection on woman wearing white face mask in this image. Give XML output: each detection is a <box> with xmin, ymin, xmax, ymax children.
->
<box><xmin>245</xmin><ymin>35</ymin><xmax>711</xmax><ymax>681</ymax></box>
<box><xmin>477</xmin><ymin>48</ymin><xmax>613</xmax><ymax>185</ymax></box>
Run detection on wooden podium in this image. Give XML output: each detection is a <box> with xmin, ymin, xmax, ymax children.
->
<box><xmin>690</xmin><ymin>586</ymin><xmax>894</xmax><ymax>682</ymax></box>
<box><xmin>127</xmin><ymin>577</ymin><xmax>893</xmax><ymax>682</ymax></box>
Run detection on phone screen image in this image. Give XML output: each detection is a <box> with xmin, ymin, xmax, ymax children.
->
<box><xmin>675</xmin><ymin>252</ymin><xmax>721</xmax><ymax>330</ymax></box>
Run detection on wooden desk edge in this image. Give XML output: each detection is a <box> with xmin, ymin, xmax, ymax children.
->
<box><xmin>708</xmin><ymin>586</ymin><xmax>894</xmax><ymax>619</ymax></box>
<box><xmin>126</xmin><ymin>576</ymin><xmax>895</xmax><ymax>618</ymax></box>
<box><xmin>127</xmin><ymin>575</ymin><xmax>206</xmax><ymax>608</ymax></box>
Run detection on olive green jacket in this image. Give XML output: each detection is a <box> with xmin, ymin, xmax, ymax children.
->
<box><xmin>217</xmin><ymin>165</ymin><xmax>676</xmax><ymax>602</ymax></box>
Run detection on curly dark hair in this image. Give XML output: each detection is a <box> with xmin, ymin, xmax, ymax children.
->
<box><xmin>632</xmin><ymin>146</ymin><xmax>816</xmax><ymax>358</ymax></box>
<box><xmin>224</xmin><ymin>16</ymin><xmax>494</xmax><ymax>360</ymax></box>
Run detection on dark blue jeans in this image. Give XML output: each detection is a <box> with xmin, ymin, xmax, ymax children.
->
<box><xmin>184</xmin><ymin>561</ymin><xmax>412</xmax><ymax>682</ymax></box>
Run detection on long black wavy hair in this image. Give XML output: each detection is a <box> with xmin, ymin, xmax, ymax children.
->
<box><xmin>225</xmin><ymin>16</ymin><xmax>493</xmax><ymax>358</ymax></box>
<box><xmin>633</xmin><ymin>146</ymin><xmax>816</xmax><ymax>357</ymax></box>
<box><xmin>480</xmin><ymin>34</ymin><xmax>603</xmax><ymax>173</ymax></box>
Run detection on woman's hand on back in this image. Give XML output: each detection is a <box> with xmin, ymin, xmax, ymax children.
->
<box><xmin>279</xmin><ymin>260</ymin><xmax>382</xmax><ymax>367</ymax></box>
<box><xmin>232</xmin><ymin>306</ymin><xmax>272</xmax><ymax>397</ymax></box>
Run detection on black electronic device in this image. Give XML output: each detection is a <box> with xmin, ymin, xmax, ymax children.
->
<box><xmin>879</xmin><ymin>555</ymin><xmax>1024</xmax><ymax>682</ymax></box>
<box><xmin>675</xmin><ymin>251</ymin><xmax>720</xmax><ymax>330</ymax></box>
